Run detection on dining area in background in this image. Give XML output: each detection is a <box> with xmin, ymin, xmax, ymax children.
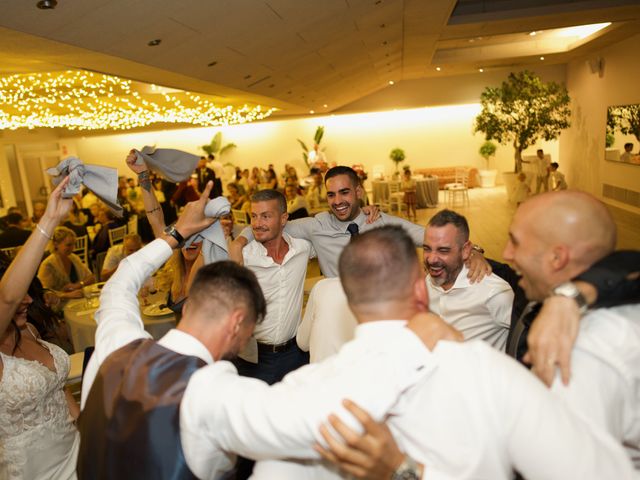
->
<box><xmin>63</xmin><ymin>281</ymin><xmax>176</xmax><ymax>352</ymax></box>
<box><xmin>371</xmin><ymin>176</ymin><xmax>439</xmax><ymax>210</ymax></box>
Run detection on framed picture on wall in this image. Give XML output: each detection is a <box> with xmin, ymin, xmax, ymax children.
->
<box><xmin>605</xmin><ymin>103</ymin><xmax>640</xmax><ymax>165</ymax></box>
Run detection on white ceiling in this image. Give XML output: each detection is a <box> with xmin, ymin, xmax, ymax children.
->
<box><xmin>0</xmin><ymin>0</ymin><xmax>639</xmax><ymax>120</ymax></box>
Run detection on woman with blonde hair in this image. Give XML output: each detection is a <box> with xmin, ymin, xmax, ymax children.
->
<box><xmin>38</xmin><ymin>226</ymin><xmax>94</xmax><ymax>299</ymax></box>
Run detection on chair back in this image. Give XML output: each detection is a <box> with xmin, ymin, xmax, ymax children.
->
<box><xmin>108</xmin><ymin>225</ymin><xmax>128</xmax><ymax>246</ymax></box>
<box><xmin>232</xmin><ymin>209</ymin><xmax>249</xmax><ymax>225</ymax></box>
<box><xmin>94</xmin><ymin>251</ymin><xmax>108</xmax><ymax>281</ymax></box>
<box><xmin>388</xmin><ymin>181</ymin><xmax>402</xmax><ymax>194</ymax></box>
<box><xmin>454</xmin><ymin>168</ymin><xmax>469</xmax><ymax>187</ymax></box>
<box><xmin>73</xmin><ymin>235</ymin><xmax>89</xmax><ymax>266</ymax></box>
<box><xmin>0</xmin><ymin>246</ymin><xmax>20</xmax><ymax>260</ymax></box>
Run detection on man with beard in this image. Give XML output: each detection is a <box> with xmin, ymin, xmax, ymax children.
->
<box><xmin>234</xmin><ymin>189</ymin><xmax>315</xmax><ymax>385</ymax></box>
<box><xmin>424</xmin><ymin>209</ymin><xmax>513</xmax><ymax>350</ymax></box>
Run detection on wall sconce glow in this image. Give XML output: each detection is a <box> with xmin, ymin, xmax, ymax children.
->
<box><xmin>0</xmin><ymin>70</ymin><xmax>276</xmax><ymax>131</ymax></box>
<box><xmin>556</xmin><ymin>22</ymin><xmax>611</xmax><ymax>39</ymax></box>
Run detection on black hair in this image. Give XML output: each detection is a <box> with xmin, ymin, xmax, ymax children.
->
<box><xmin>324</xmin><ymin>166</ymin><xmax>359</xmax><ymax>188</ymax></box>
<box><xmin>427</xmin><ymin>209</ymin><xmax>470</xmax><ymax>243</ymax></box>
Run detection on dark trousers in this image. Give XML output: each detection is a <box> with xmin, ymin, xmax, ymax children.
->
<box><xmin>231</xmin><ymin>342</ymin><xmax>309</xmax><ymax>479</ymax></box>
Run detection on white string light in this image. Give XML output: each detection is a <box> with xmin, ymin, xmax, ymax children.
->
<box><xmin>0</xmin><ymin>70</ymin><xmax>276</xmax><ymax>130</ymax></box>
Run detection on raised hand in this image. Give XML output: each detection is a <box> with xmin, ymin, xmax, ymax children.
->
<box><xmin>41</xmin><ymin>176</ymin><xmax>74</xmax><ymax>225</ymax></box>
<box><xmin>174</xmin><ymin>181</ymin><xmax>216</xmax><ymax>239</ymax></box>
<box><xmin>125</xmin><ymin>149</ymin><xmax>147</xmax><ymax>175</ymax></box>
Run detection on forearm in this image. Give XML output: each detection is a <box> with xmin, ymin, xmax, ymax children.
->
<box><xmin>138</xmin><ymin>170</ymin><xmax>166</xmax><ymax>237</ymax></box>
<box><xmin>0</xmin><ymin>216</ymin><xmax>55</xmax><ymax>331</ymax></box>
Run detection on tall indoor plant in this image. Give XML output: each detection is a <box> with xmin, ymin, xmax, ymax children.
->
<box><xmin>389</xmin><ymin>147</ymin><xmax>406</xmax><ymax>179</ymax></box>
<box><xmin>474</xmin><ymin>70</ymin><xmax>571</xmax><ymax>173</ymax></box>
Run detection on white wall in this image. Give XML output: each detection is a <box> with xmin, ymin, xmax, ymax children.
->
<box><xmin>59</xmin><ymin>102</ymin><xmax>559</xmax><ymax>185</ymax></box>
<box><xmin>561</xmin><ymin>33</ymin><xmax>640</xmax><ymax>213</ymax></box>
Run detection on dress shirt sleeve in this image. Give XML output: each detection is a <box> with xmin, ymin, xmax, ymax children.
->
<box><xmin>492</xmin><ymin>348</ymin><xmax>636</xmax><ymax>479</ymax></box>
<box><xmin>185</xmin><ymin>327</ymin><xmax>432</xmax><ymax>461</ymax></box>
<box><xmin>80</xmin><ymin>239</ymin><xmax>174</xmax><ymax>408</ymax></box>
<box><xmin>102</xmin><ymin>246</ymin><xmax>120</xmax><ymax>271</ymax></box>
<box><xmin>485</xmin><ymin>279</ymin><xmax>514</xmax><ymax>329</ymax></box>
<box><xmin>296</xmin><ymin>286</ymin><xmax>317</xmax><ymax>352</ymax></box>
<box><xmin>381</xmin><ymin>215</ymin><xmax>425</xmax><ymax>246</ymax></box>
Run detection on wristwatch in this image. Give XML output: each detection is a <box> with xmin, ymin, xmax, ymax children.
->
<box><xmin>163</xmin><ymin>224</ymin><xmax>185</xmax><ymax>248</ymax></box>
<box><xmin>552</xmin><ymin>281</ymin><xmax>589</xmax><ymax>314</ymax></box>
<box><xmin>391</xmin><ymin>455</ymin><xmax>421</xmax><ymax>480</ymax></box>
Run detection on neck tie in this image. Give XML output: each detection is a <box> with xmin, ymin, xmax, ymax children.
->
<box><xmin>347</xmin><ymin>223</ymin><xmax>359</xmax><ymax>237</ymax></box>
<box><xmin>506</xmin><ymin>301</ymin><xmax>540</xmax><ymax>360</ymax></box>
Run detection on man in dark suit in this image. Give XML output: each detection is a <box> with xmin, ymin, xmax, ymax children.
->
<box><xmin>0</xmin><ymin>213</ymin><xmax>31</xmax><ymax>248</ymax></box>
<box><xmin>195</xmin><ymin>157</ymin><xmax>222</xmax><ymax>198</ymax></box>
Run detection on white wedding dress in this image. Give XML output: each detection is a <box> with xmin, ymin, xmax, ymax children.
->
<box><xmin>0</xmin><ymin>336</ymin><xmax>79</xmax><ymax>479</ymax></box>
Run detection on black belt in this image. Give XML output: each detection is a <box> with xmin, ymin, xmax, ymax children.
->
<box><xmin>257</xmin><ymin>337</ymin><xmax>297</xmax><ymax>353</ymax></box>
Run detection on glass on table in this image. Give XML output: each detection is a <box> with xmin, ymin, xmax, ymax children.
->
<box><xmin>82</xmin><ymin>285</ymin><xmax>100</xmax><ymax>309</ymax></box>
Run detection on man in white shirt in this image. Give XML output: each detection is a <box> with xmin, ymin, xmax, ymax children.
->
<box><xmin>234</xmin><ymin>189</ymin><xmax>315</xmax><ymax>385</ymax></box>
<box><xmin>296</xmin><ymin>277</ymin><xmax>357</xmax><ymax>363</ymax></box>
<box><xmin>424</xmin><ymin>209</ymin><xmax>513</xmax><ymax>350</ymax></box>
<box><xmin>79</xmin><ymin>183</ymin><xmax>454</xmax><ymax>480</ymax></box>
<box><xmin>100</xmin><ymin>232</ymin><xmax>142</xmax><ymax>280</ymax></box>
<box><xmin>504</xmin><ymin>190</ymin><xmax>640</xmax><ymax>467</ymax></box>
<box><xmin>252</xmin><ymin>225</ymin><xmax>635</xmax><ymax>480</ymax></box>
<box><xmin>531</xmin><ymin>149</ymin><xmax>551</xmax><ymax>193</ymax></box>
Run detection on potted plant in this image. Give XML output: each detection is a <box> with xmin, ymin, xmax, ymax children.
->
<box><xmin>297</xmin><ymin>126</ymin><xmax>326</xmax><ymax>170</ymax></box>
<box><xmin>389</xmin><ymin>148</ymin><xmax>406</xmax><ymax>179</ymax></box>
<box><xmin>478</xmin><ymin>141</ymin><xmax>498</xmax><ymax>187</ymax></box>
<box><xmin>474</xmin><ymin>71</ymin><xmax>571</xmax><ymax>200</ymax></box>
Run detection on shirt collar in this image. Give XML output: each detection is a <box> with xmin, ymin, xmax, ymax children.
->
<box><xmin>354</xmin><ymin>319</ymin><xmax>408</xmax><ymax>338</ymax></box>
<box><xmin>330</xmin><ymin>210</ymin><xmax>366</xmax><ymax>232</ymax></box>
<box><xmin>249</xmin><ymin>232</ymin><xmax>295</xmax><ymax>256</ymax></box>
<box><xmin>158</xmin><ymin>329</ymin><xmax>214</xmax><ymax>365</ymax></box>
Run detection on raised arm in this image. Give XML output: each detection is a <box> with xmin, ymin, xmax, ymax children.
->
<box><xmin>0</xmin><ymin>177</ymin><xmax>72</xmax><ymax>334</ymax></box>
<box><xmin>125</xmin><ymin>149</ymin><xmax>165</xmax><ymax>238</ymax></box>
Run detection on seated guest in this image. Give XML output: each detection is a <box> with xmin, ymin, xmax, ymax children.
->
<box><xmin>27</xmin><ymin>275</ymin><xmax>74</xmax><ymax>354</ymax></box>
<box><xmin>38</xmin><ymin>226</ymin><xmax>95</xmax><ymax>299</ymax></box>
<box><xmin>305</xmin><ymin>170</ymin><xmax>327</xmax><ymax>211</ymax></box>
<box><xmin>63</xmin><ymin>202</ymin><xmax>89</xmax><ymax>238</ymax></box>
<box><xmin>424</xmin><ymin>209</ymin><xmax>513</xmax><ymax>350</ymax></box>
<box><xmin>227</xmin><ymin>183</ymin><xmax>248</xmax><ymax>210</ymax></box>
<box><xmin>0</xmin><ymin>213</ymin><xmax>31</xmax><ymax>248</ymax></box>
<box><xmin>171</xmin><ymin>176</ymin><xmax>200</xmax><ymax>208</ymax></box>
<box><xmin>285</xmin><ymin>184</ymin><xmax>310</xmax><ymax>220</ymax></box>
<box><xmin>29</xmin><ymin>201</ymin><xmax>47</xmax><ymax>228</ymax></box>
<box><xmin>101</xmin><ymin>233</ymin><xmax>143</xmax><ymax>281</ymax></box>
<box><xmin>549</xmin><ymin>162</ymin><xmax>568</xmax><ymax>191</ymax></box>
<box><xmin>90</xmin><ymin>206</ymin><xmax>123</xmax><ymax>261</ymax></box>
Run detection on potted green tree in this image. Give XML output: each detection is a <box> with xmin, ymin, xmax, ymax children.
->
<box><xmin>478</xmin><ymin>141</ymin><xmax>497</xmax><ymax>187</ymax></box>
<box><xmin>297</xmin><ymin>126</ymin><xmax>326</xmax><ymax>170</ymax></box>
<box><xmin>389</xmin><ymin>148</ymin><xmax>406</xmax><ymax>180</ymax></box>
<box><xmin>474</xmin><ymin>70</ymin><xmax>571</xmax><ymax>199</ymax></box>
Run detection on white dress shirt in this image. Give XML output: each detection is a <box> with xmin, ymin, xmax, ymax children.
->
<box><xmin>81</xmin><ymin>239</ymin><xmax>432</xmax><ymax>480</ymax></box>
<box><xmin>287</xmin><ymin>195</ymin><xmax>310</xmax><ymax>214</ymax></box>
<box><xmin>296</xmin><ymin>277</ymin><xmax>357</xmax><ymax>363</ymax></box>
<box><xmin>102</xmin><ymin>244</ymin><xmax>125</xmax><ymax>272</ymax></box>
<box><xmin>551</xmin><ymin>304</ymin><xmax>640</xmax><ymax>467</ymax></box>
<box><xmin>254</xmin><ymin>330</ymin><xmax>636</xmax><ymax>480</ymax></box>
<box><xmin>241</xmin><ymin>211</ymin><xmax>424</xmax><ymax>277</ymax></box>
<box><xmin>427</xmin><ymin>265</ymin><xmax>513</xmax><ymax>350</ymax></box>
<box><xmin>239</xmin><ymin>233</ymin><xmax>315</xmax><ymax>362</ymax></box>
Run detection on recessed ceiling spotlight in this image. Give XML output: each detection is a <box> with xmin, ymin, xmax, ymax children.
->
<box><xmin>388</xmin><ymin>80</ymin><xmax>395</xmax><ymax>85</ymax></box>
<box><xmin>323</xmin><ymin>104</ymin><xmax>328</xmax><ymax>108</ymax></box>
<box><xmin>147</xmin><ymin>39</ymin><xmax>162</xmax><ymax>46</ymax></box>
<box><xmin>309</xmin><ymin>110</ymin><xmax>315</xmax><ymax>114</ymax></box>
<box><xmin>529</xmin><ymin>31</ymin><xmax>537</xmax><ymax>36</ymax></box>
<box><xmin>36</xmin><ymin>0</ymin><xmax>57</xmax><ymax>9</ymax></box>
<box><xmin>244</xmin><ymin>74</ymin><xmax>252</xmax><ymax>80</ymax></box>
<box><xmin>382</xmin><ymin>40</ymin><xmax>388</xmax><ymax>46</ymax></box>
<box><xmin>380</xmin><ymin>23</ymin><xmax>386</xmax><ymax>28</ymax></box>
<box><xmin>436</xmin><ymin>67</ymin><xmax>441</xmax><ymax>71</ymax></box>
<box><xmin>207</xmin><ymin>61</ymin><xmax>218</xmax><ymax>67</ymax></box>
<box><xmin>540</xmin><ymin>56</ymin><xmax>545</xmax><ymax>60</ymax></box>
<box><xmin>478</xmin><ymin>68</ymin><xmax>484</xmax><ymax>73</ymax></box>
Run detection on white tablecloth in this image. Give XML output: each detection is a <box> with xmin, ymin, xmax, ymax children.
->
<box><xmin>63</xmin><ymin>291</ymin><xmax>176</xmax><ymax>352</ymax></box>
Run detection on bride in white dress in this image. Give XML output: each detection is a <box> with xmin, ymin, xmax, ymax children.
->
<box><xmin>0</xmin><ymin>178</ymin><xmax>79</xmax><ymax>479</ymax></box>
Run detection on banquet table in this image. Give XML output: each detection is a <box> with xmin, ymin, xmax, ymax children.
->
<box><xmin>371</xmin><ymin>180</ymin><xmax>401</xmax><ymax>204</ymax></box>
<box><xmin>415</xmin><ymin>177</ymin><xmax>439</xmax><ymax>208</ymax></box>
<box><xmin>64</xmin><ymin>291</ymin><xmax>176</xmax><ymax>352</ymax></box>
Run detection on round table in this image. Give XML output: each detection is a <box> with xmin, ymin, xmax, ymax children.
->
<box><xmin>63</xmin><ymin>291</ymin><xmax>177</xmax><ymax>352</ymax></box>
<box><xmin>415</xmin><ymin>177</ymin><xmax>439</xmax><ymax>208</ymax></box>
<box><xmin>371</xmin><ymin>181</ymin><xmax>401</xmax><ymax>204</ymax></box>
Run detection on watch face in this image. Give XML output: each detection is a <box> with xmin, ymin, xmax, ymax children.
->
<box><xmin>554</xmin><ymin>282</ymin><xmax>578</xmax><ymax>297</ymax></box>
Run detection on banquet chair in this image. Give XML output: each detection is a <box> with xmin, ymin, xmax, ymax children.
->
<box><xmin>108</xmin><ymin>225</ymin><xmax>128</xmax><ymax>246</ymax></box>
<box><xmin>444</xmin><ymin>168</ymin><xmax>470</xmax><ymax>206</ymax></box>
<box><xmin>73</xmin><ymin>235</ymin><xmax>89</xmax><ymax>266</ymax></box>
<box><xmin>0</xmin><ymin>246</ymin><xmax>20</xmax><ymax>260</ymax></box>
<box><xmin>232</xmin><ymin>209</ymin><xmax>249</xmax><ymax>225</ymax></box>
<box><xmin>93</xmin><ymin>251</ymin><xmax>108</xmax><ymax>282</ymax></box>
<box><xmin>388</xmin><ymin>181</ymin><xmax>407</xmax><ymax>215</ymax></box>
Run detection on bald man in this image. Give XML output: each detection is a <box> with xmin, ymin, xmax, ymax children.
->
<box><xmin>504</xmin><ymin>191</ymin><xmax>640</xmax><ymax>467</ymax></box>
